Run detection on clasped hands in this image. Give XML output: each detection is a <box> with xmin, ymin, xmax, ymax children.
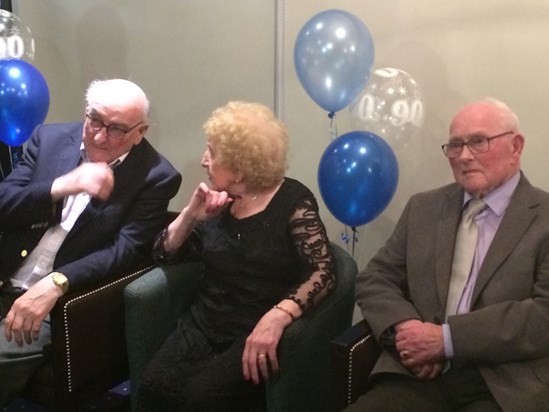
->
<box><xmin>394</xmin><ymin>319</ymin><xmax>446</xmax><ymax>380</ymax></box>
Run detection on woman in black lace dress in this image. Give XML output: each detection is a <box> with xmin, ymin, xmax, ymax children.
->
<box><xmin>136</xmin><ymin>101</ymin><xmax>336</xmax><ymax>412</ymax></box>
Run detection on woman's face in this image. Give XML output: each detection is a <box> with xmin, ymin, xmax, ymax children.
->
<box><xmin>201</xmin><ymin>141</ymin><xmax>238</xmax><ymax>191</ymax></box>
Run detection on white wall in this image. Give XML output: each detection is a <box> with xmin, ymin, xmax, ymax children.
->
<box><xmin>15</xmin><ymin>0</ymin><xmax>275</xmax><ymax>210</ymax></box>
<box><xmin>14</xmin><ymin>1</ymin><xmax>549</xmax><ymax>321</ymax></box>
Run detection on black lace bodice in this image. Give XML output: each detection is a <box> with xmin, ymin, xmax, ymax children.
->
<box><xmin>155</xmin><ymin>177</ymin><xmax>336</xmax><ymax>344</ymax></box>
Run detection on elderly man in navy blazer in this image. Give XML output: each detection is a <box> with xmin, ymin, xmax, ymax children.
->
<box><xmin>351</xmin><ymin>99</ymin><xmax>549</xmax><ymax>412</ymax></box>
<box><xmin>0</xmin><ymin>78</ymin><xmax>181</xmax><ymax>405</ymax></box>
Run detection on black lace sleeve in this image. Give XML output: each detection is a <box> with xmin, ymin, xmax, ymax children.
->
<box><xmin>152</xmin><ymin>226</ymin><xmax>203</xmax><ymax>263</ymax></box>
<box><xmin>285</xmin><ymin>197</ymin><xmax>337</xmax><ymax>311</ymax></box>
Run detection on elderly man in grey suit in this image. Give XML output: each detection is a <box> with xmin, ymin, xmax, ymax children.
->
<box><xmin>350</xmin><ymin>98</ymin><xmax>549</xmax><ymax>412</ymax></box>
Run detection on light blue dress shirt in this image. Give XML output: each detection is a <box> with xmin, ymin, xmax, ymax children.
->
<box><xmin>443</xmin><ymin>171</ymin><xmax>521</xmax><ymax>358</ymax></box>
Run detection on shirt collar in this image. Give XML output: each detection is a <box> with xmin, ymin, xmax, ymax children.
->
<box><xmin>80</xmin><ymin>143</ymin><xmax>129</xmax><ymax>168</ymax></box>
<box><xmin>463</xmin><ymin>171</ymin><xmax>521</xmax><ymax>217</ymax></box>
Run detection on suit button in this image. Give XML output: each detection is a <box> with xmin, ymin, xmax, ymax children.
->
<box><xmin>21</xmin><ymin>250</ymin><xmax>28</xmax><ymax>257</ymax></box>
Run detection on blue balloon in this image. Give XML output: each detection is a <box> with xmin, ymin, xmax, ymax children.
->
<box><xmin>294</xmin><ymin>9</ymin><xmax>374</xmax><ymax>113</ymax></box>
<box><xmin>318</xmin><ymin>131</ymin><xmax>399</xmax><ymax>227</ymax></box>
<box><xmin>0</xmin><ymin>59</ymin><xmax>50</xmax><ymax>146</ymax></box>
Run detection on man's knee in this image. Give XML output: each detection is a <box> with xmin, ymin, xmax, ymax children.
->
<box><xmin>0</xmin><ymin>355</ymin><xmax>47</xmax><ymax>406</ymax></box>
<box><xmin>345</xmin><ymin>374</ymin><xmax>445</xmax><ymax>412</ymax></box>
<box><xmin>0</xmin><ymin>317</ymin><xmax>51</xmax><ymax>406</ymax></box>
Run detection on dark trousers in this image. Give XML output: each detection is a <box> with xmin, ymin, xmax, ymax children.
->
<box><xmin>345</xmin><ymin>365</ymin><xmax>502</xmax><ymax>412</ymax></box>
<box><xmin>136</xmin><ymin>315</ymin><xmax>265</xmax><ymax>412</ymax></box>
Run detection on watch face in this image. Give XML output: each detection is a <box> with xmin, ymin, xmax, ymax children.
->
<box><xmin>53</xmin><ymin>273</ymin><xmax>68</xmax><ymax>291</ymax></box>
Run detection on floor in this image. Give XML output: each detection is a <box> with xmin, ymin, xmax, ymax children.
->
<box><xmin>1</xmin><ymin>381</ymin><xmax>130</xmax><ymax>412</ymax></box>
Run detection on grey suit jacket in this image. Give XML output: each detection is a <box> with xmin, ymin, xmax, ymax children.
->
<box><xmin>355</xmin><ymin>173</ymin><xmax>549</xmax><ymax>411</ymax></box>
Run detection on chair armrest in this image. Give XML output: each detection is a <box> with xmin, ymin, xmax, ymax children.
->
<box><xmin>330</xmin><ymin>319</ymin><xmax>382</xmax><ymax>411</ymax></box>
<box><xmin>46</xmin><ymin>263</ymin><xmax>155</xmax><ymax>407</ymax></box>
<box><xmin>266</xmin><ymin>242</ymin><xmax>358</xmax><ymax>412</ymax></box>
<box><xmin>124</xmin><ymin>260</ymin><xmax>204</xmax><ymax>411</ymax></box>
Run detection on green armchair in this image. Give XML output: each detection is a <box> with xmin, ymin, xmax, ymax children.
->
<box><xmin>124</xmin><ymin>242</ymin><xmax>358</xmax><ymax>412</ymax></box>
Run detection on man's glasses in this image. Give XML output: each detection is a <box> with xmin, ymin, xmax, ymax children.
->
<box><xmin>85</xmin><ymin>114</ymin><xmax>143</xmax><ymax>139</ymax></box>
<box><xmin>441</xmin><ymin>131</ymin><xmax>514</xmax><ymax>158</ymax></box>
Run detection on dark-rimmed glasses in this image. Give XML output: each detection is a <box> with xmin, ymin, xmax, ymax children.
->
<box><xmin>441</xmin><ymin>131</ymin><xmax>514</xmax><ymax>158</ymax></box>
<box><xmin>85</xmin><ymin>114</ymin><xmax>143</xmax><ymax>139</ymax></box>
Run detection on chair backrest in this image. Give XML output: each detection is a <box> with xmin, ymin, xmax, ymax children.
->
<box><xmin>124</xmin><ymin>260</ymin><xmax>205</xmax><ymax>411</ymax></box>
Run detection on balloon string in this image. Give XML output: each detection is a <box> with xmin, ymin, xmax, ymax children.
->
<box><xmin>340</xmin><ymin>226</ymin><xmax>359</xmax><ymax>258</ymax></box>
<box><xmin>351</xmin><ymin>226</ymin><xmax>357</xmax><ymax>257</ymax></box>
<box><xmin>328</xmin><ymin>112</ymin><xmax>337</xmax><ymax>140</ymax></box>
<box><xmin>9</xmin><ymin>145</ymin><xmax>14</xmax><ymax>171</ymax></box>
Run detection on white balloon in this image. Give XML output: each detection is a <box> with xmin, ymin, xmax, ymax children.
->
<box><xmin>0</xmin><ymin>10</ymin><xmax>35</xmax><ymax>61</ymax></box>
<box><xmin>349</xmin><ymin>67</ymin><xmax>424</xmax><ymax>146</ymax></box>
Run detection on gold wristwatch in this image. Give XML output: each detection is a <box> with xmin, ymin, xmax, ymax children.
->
<box><xmin>50</xmin><ymin>272</ymin><xmax>69</xmax><ymax>294</ymax></box>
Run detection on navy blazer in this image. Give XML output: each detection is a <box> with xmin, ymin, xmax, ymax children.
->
<box><xmin>0</xmin><ymin>122</ymin><xmax>181</xmax><ymax>290</ymax></box>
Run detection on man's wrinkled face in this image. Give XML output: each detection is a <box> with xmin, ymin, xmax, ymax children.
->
<box><xmin>447</xmin><ymin>103</ymin><xmax>523</xmax><ymax>198</ymax></box>
<box><xmin>83</xmin><ymin>103</ymin><xmax>146</xmax><ymax>164</ymax></box>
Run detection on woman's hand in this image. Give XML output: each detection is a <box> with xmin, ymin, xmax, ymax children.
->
<box><xmin>186</xmin><ymin>182</ymin><xmax>233</xmax><ymax>222</ymax></box>
<box><xmin>241</xmin><ymin>307</ymin><xmax>293</xmax><ymax>385</ymax></box>
<box><xmin>162</xmin><ymin>183</ymin><xmax>233</xmax><ymax>253</ymax></box>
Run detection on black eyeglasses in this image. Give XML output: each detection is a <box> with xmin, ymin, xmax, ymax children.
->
<box><xmin>85</xmin><ymin>114</ymin><xmax>143</xmax><ymax>139</ymax></box>
<box><xmin>441</xmin><ymin>131</ymin><xmax>514</xmax><ymax>158</ymax></box>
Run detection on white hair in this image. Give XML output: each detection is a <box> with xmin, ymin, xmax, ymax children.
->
<box><xmin>85</xmin><ymin>79</ymin><xmax>150</xmax><ymax>122</ymax></box>
<box><xmin>479</xmin><ymin>97</ymin><xmax>520</xmax><ymax>132</ymax></box>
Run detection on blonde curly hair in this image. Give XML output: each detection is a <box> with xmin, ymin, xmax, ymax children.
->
<box><xmin>203</xmin><ymin>101</ymin><xmax>288</xmax><ymax>192</ymax></box>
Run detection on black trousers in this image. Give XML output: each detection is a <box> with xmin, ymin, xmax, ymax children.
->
<box><xmin>136</xmin><ymin>315</ymin><xmax>265</xmax><ymax>412</ymax></box>
<box><xmin>345</xmin><ymin>365</ymin><xmax>502</xmax><ymax>412</ymax></box>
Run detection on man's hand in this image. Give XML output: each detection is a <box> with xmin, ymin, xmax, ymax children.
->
<box><xmin>394</xmin><ymin>319</ymin><xmax>445</xmax><ymax>379</ymax></box>
<box><xmin>3</xmin><ymin>277</ymin><xmax>63</xmax><ymax>346</ymax></box>
<box><xmin>51</xmin><ymin>162</ymin><xmax>114</xmax><ymax>201</ymax></box>
<box><xmin>405</xmin><ymin>361</ymin><xmax>445</xmax><ymax>380</ymax></box>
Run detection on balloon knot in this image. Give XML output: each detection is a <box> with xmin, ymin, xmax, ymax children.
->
<box><xmin>328</xmin><ymin>112</ymin><xmax>335</xmax><ymax>119</ymax></box>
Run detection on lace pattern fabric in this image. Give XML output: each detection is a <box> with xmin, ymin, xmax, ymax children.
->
<box><xmin>153</xmin><ymin>177</ymin><xmax>336</xmax><ymax>342</ymax></box>
<box><xmin>286</xmin><ymin>197</ymin><xmax>336</xmax><ymax>310</ymax></box>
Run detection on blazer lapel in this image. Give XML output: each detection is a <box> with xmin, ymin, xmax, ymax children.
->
<box><xmin>435</xmin><ymin>186</ymin><xmax>464</xmax><ymax>306</ymax></box>
<box><xmin>471</xmin><ymin>177</ymin><xmax>538</xmax><ymax>305</ymax></box>
<box><xmin>56</xmin><ymin>126</ymin><xmax>82</xmax><ymax>177</ymax></box>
